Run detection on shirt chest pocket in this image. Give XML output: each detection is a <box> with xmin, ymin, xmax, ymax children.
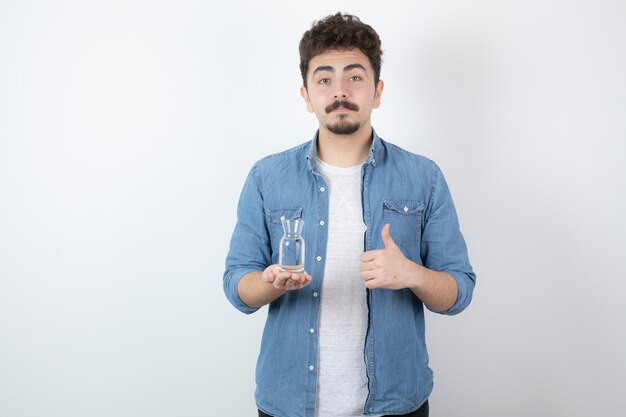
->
<box><xmin>383</xmin><ymin>200</ymin><xmax>424</xmax><ymax>247</ymax></box>
<box><xmin>266</xmin><ymin>207</ymin><xmax>304</xmax><ymax>248</ymax></box>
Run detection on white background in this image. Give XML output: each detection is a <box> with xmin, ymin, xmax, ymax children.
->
<box><xmin>1</xmin><ymin>1</ymin><xmax>625</xmax><ymax>416</ymax></box>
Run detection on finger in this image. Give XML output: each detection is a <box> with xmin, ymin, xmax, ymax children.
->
<box><xmin>263</xmin><ymin>267</ymin><xmax>276</xmax><ymax>283</ymax></box>
<box><xmin>273</xmin><ymin>272</ymin><xmax>292</xmax><ymax>287</ymax></box>
<box><xmin>289</xmin><ymin>273</ymin><xmax>305</xmax><ymax>283</ymax></box>
<box><xmin>300</xmin><ymin>273</ymin><xmax>312</xmax><ymax>286</ymax></box>
<box><xmin>382</xmin><ymin>223</ymin><xmax>397</xmax><ymax>249</ymax></box>
<box><xmin>360</xmin><ymin>270</ymin><xmax>376</xmax><ymax>281</ymax></box>
<box><xmin>268</xmin><ymin>265</ymin><xmax>282</xmax><ymax>281</ymax></box>
<box><xmin>287</xmin><ymin>278</ymin><xmax>305</xmax><ymax>290</ymax></box>
<box><xmin>360</xmin><ymin>260</ymin><xmax>376</xmax><ymax>272</ymax></box>
<box><xmin>364</xmin><ymin>279</ymin><xmax>380</xmax><ymax>289</ymax></box>
<box><xmin>360</xmin><ymin>250</ymin><xmax>380</xmax><ymax>262</ymax></box>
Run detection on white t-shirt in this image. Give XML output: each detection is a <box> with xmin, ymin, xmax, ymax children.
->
<box><xmin>315</xmin><ymin>159</ymin><xmax>382</xmax><ymax>417</ymax></box>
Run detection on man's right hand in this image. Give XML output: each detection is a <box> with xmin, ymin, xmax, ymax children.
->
<box><xmin>239</xmin><ymin>265</ymin><xmax>313</xmax><ymax>308</ymax></box>
<box><xmin>262</xmin><ymin>264</ymin><xmax>312</xmax><ymax>291</ymax></box>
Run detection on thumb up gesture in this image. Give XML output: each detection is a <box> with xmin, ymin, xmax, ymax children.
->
<box><xmin>359</xmin><ymin>224</ymin><xmax>414</xmax><ymax>290</ymax></box>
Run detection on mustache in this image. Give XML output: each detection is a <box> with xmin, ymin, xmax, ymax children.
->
<box><xmin>325</xmin><ymin>100</ymin><xmax>360</xmax><ymax>113</ymax></box>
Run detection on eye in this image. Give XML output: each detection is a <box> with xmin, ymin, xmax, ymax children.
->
<box><xmin>317</xmin><ymin>78</ymin><xmax>330</xmax><ymax>85</ymax></box>
<box><xmin>349</xmin><ymin>75</ymin><xmax>362</xmax><ymax>81</ymax></box>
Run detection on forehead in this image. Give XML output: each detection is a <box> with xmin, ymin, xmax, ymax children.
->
<box><xmin>308</xmin><ymin>49</ymin><xmax>372</xmax><ymax>75</ymax></box>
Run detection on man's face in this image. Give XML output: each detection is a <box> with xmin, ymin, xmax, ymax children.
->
<box><xmin>301</xmin><ymin>49</ymin><xmax>383</xmax><ymax>136</ymax></box>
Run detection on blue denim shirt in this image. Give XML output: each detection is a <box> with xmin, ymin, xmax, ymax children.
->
<box><xmin>224</xmin><ymin>131</ymin><xmax>476</xmax><ymax>417</ymax></box>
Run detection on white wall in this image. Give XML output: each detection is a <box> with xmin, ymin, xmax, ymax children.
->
<box><xmin>1</xmin><ymin>1</ymin><xmax>624</xmax><ymax>416</ymax></box>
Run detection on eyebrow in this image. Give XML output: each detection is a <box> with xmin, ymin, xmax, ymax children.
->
<box><xmin>343</xmin><ymin>63</ymin><xmax>367</xmax><ymax>73</ymax></box>
<box><xmin>312</xmin><ymin>63</ymin><xmax>368</xmax><ymax>76</ymax></box>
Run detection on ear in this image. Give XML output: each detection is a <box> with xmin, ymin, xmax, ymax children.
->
<box><xmin>373</xmin><ymin>79</ymin><xmax>384</xmax><ymax>109</ymax></box>
<box><xmin>300</xmin><ymin>86</ymin><xmax>315</xmax><ymax>113</ymax></box>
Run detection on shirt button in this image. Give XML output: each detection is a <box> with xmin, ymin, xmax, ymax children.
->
<box><xmin>319</xmin><ymin>220</ymin><xmax>325</xmax><ymax>226</ymax></box>
<box><xmin>316</xmin><ymin>256</ymin><xmax>322</xmax><ymax>261</ymax></box>
<box><xmin>309</xmin><ymin>365</ymin><xmax>315</xmax><ymax>371</ymax></box>
<box><xmin>280</xmin><ymin>215</ymin><xmax>285</xmax><ymax>221</ymax></box>
<box><xmin>309</xmin><ymin>328</ymin><xmax>315</xmax><ymax>334</ymax></box>
<box><xmin>313</xmin><ymin>292</ymin><xmax>318</xmax><ymax>297</ymax></box>
<box><xmin>319</xmin><ymin>187</ymin><xmax>325</xmax><ymax>192</ymax></box>
<box><xmin>403</xmin><ymin>206</ymin><xmax>409</xmax><ymax>212</ymax></box>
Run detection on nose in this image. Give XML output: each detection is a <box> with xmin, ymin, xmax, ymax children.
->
<box><xmin>333</xmin><ymin>79</ymin><xmax>348</xmax><ymax>100</ymax></box>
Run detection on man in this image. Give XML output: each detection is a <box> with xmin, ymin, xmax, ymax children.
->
<box><xmin>224</xmin><ymin>12</ymin><xmax>475</xmax><ymax>417</ymax></box>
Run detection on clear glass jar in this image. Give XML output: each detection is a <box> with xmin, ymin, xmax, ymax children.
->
<box><xmin>278</xmin><ymin>218</ymin><xmax>305</xmax><ymax>273</ymax></box>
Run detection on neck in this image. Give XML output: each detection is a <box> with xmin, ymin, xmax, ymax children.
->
<box><xmin>316</xmin><ymin>123</ymin><xmax>373</xmax><ymax>167</ymax></box>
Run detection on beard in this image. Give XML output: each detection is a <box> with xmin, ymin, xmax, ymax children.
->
<box><xmin>324</xmin><ymin>100</ymin><xmax>361</xmax><ymax>135</ymax></box>
<box><xmin>325</xmin><ymin>119</ymin><xmax>361</xmax><ymax>135</ymax></box>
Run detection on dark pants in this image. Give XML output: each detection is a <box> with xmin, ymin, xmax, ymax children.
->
<box><xmin>258</xmin><ymin>400</ymin><xmax>429</xmax><ymax>417</ymax></box>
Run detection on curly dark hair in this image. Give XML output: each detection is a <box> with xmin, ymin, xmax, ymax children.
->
<box><xmin>299</xmin><ymin>12</ymin><xmax>383</xmax><ymax>88</ymax></box>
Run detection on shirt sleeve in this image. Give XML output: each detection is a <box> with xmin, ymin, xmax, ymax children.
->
<box><xmin>420</xmin><ymin>162</ymin><xmax>476</xmax><ymax>315</ymax></box>
<box><xmin>223</xmin><ymin>163</ymin><xmax>271</xmax><ymax>314</ymax></box>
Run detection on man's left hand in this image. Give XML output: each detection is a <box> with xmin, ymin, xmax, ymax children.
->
<box><xmin>359</xmin><ymin>224</ymin><xmax>416</xmax><ymax>290</ymax></box>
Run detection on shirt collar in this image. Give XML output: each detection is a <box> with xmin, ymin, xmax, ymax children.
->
<box><xmin>306</xmin><ymin>129</ymin><xmax>381</xmax><ymax>172</ymax></box>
